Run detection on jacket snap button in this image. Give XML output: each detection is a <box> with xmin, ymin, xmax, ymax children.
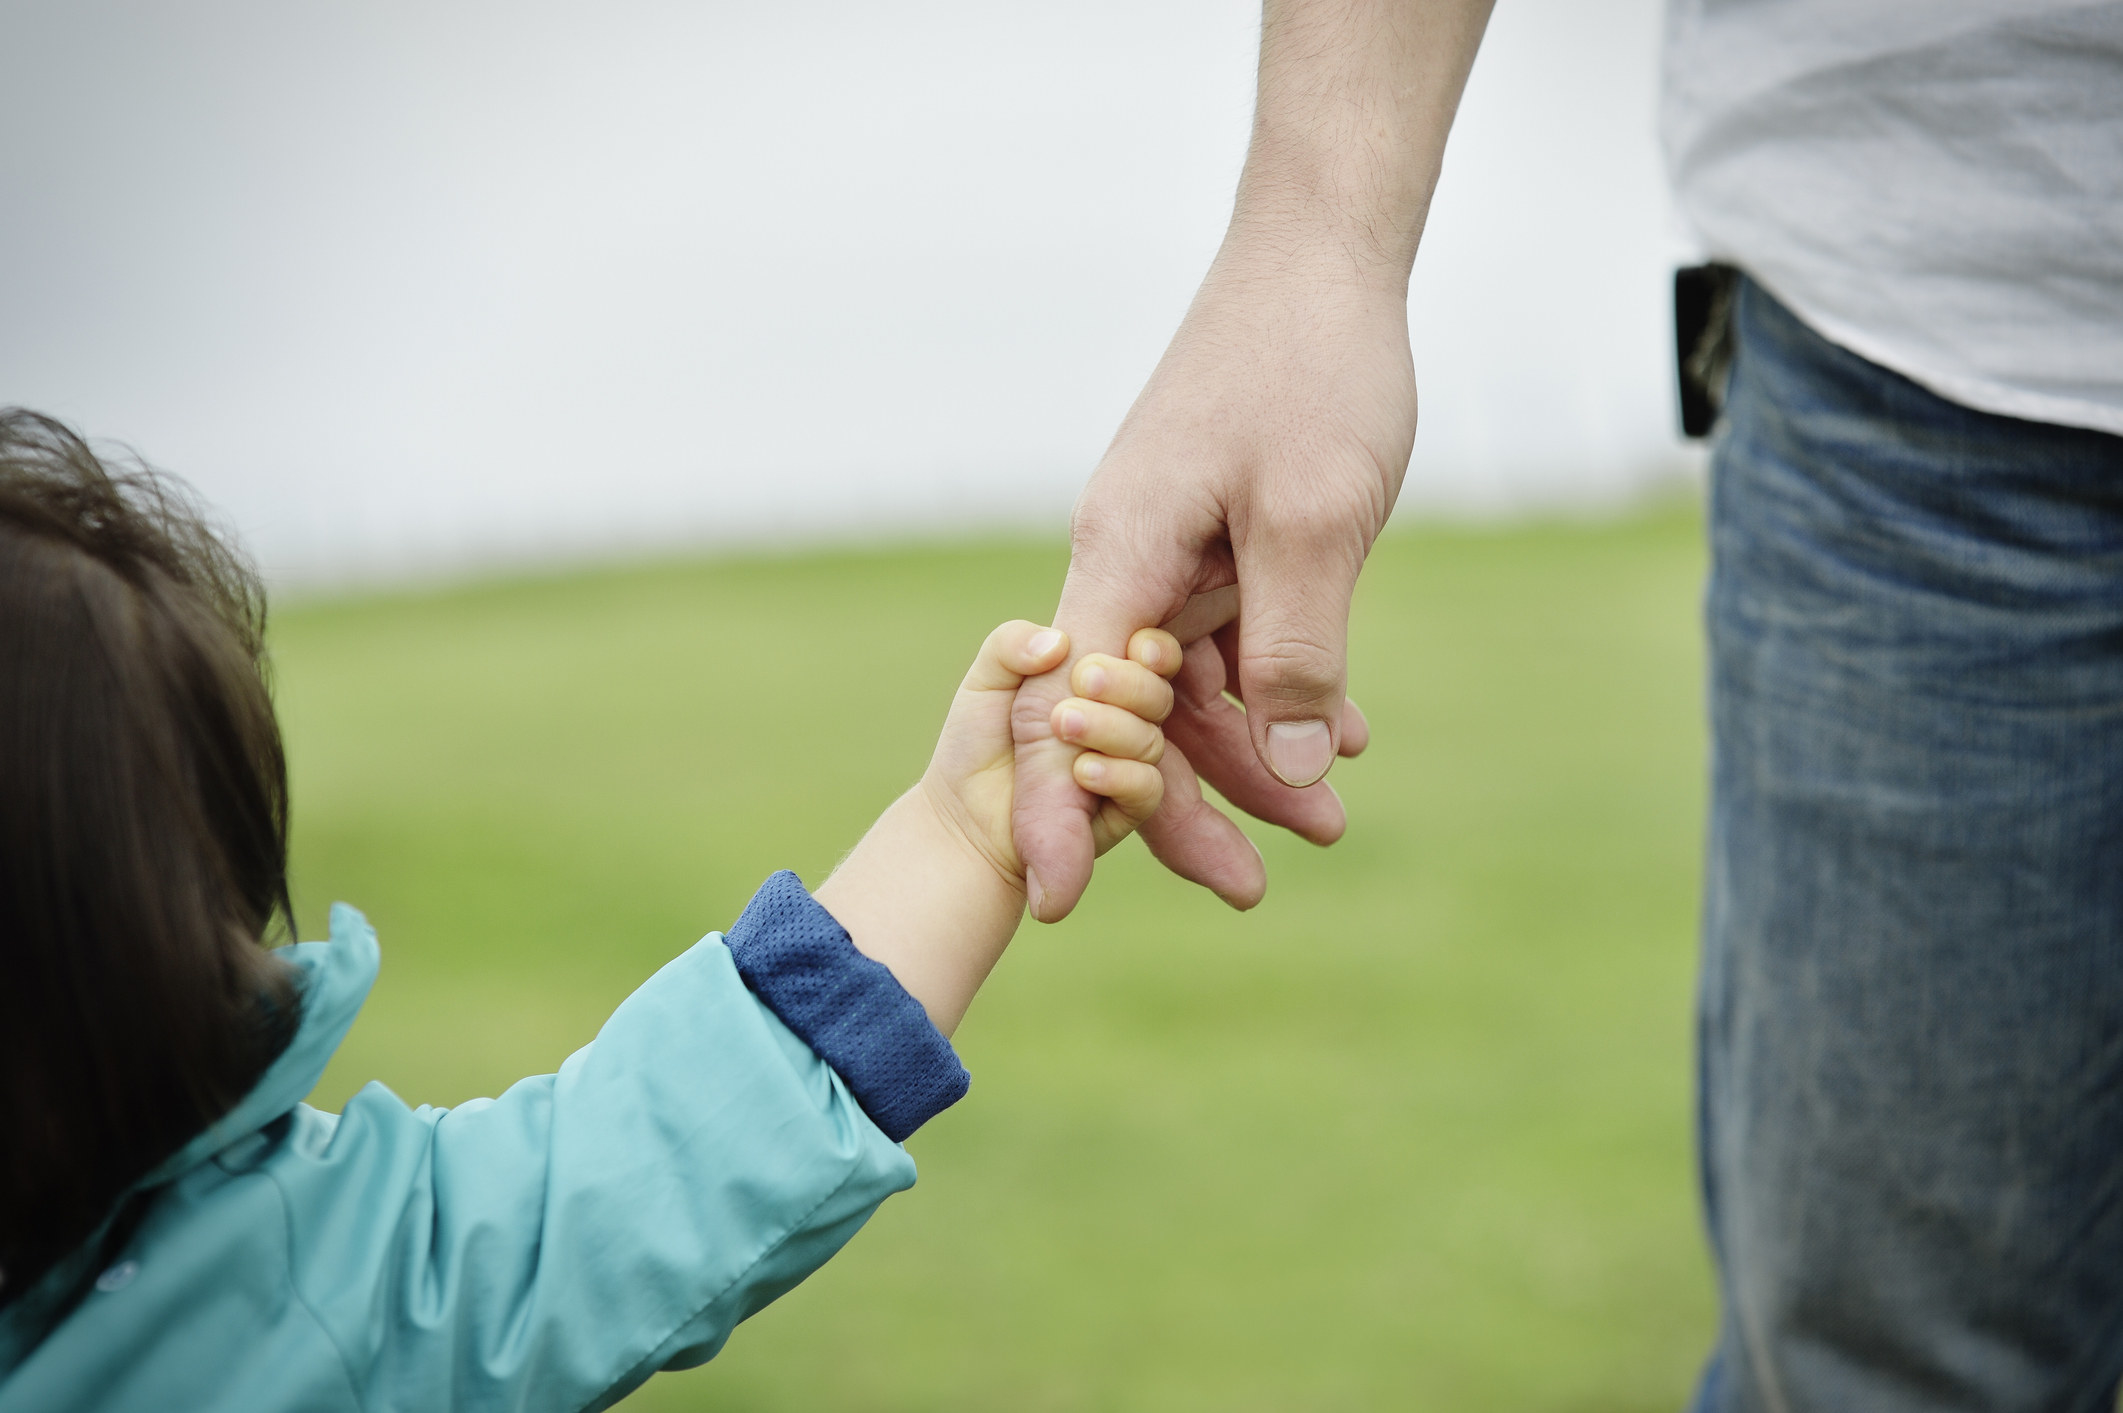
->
<box><xmin>94</xmin><ymin>1261</ymin><xmax>139</xmax><ymax>1293</ymax></box>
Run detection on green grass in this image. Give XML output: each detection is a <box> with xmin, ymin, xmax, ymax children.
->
<box><xmin>277</xmin><ymin>505</ymin><xmax>1716</xmax><ymax>1411</ymax></box>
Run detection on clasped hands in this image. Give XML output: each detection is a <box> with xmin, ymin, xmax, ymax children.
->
<box><xmin>1003</xmin><ymin>589</ymin><xmax>1371</xmax><ymax>923</ymax></box>
<box><xmin>817</xmin><ymin>244</ymin><xmax>1409</xmax><ymax>1030</ymax></box>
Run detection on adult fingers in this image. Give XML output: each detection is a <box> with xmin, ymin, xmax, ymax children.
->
<box><xmin>1158</xmin><ymin>584</ymin><xmax>1240</xmax><ymax>647</ymax></box>
<box><xmin>1013</xmin><ymin>550</ymin><xmax>1198</xmax><ymax>923</ymax></box>
<box><xmin>1167</xmin><ymin>634</ymin><xmax>1348</xmax><ymax>845</ymax></box>
<box><xmin>1339</xmin><ymin>698</ymin><xmax>1371</xmax><ymax>757</ymax></box>
<box><xmin>1045</xmin><ymin>591</ymin><xmax>1270</xmax><ymax>907</ymax></box>
<box><xmin>1135</xmin><ymin>740</ymin><xmax>1267</xmax><ymax>910</ymax></box>
<box><xmin>1011</xmin><ymin>716</ymin><xmax>1096</xmax><ymax>923</ymax></box>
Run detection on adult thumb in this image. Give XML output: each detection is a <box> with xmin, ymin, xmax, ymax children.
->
<box><xmin>1232</xmin><ymin>519</ymin><xmax>1366</xmax><ymax>789</ymax></box>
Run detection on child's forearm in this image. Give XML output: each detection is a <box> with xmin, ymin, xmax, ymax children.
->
<box><xmin>811</xmin><ymin>784</ymin><xmax>1025</xmax><ymax>1038</ymax></box>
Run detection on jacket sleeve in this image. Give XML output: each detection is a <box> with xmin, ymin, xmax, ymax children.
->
<box><xmin>267</xmin><ymin>876</ymin><xmax>966</xmax><ymax>1413</ymax></box>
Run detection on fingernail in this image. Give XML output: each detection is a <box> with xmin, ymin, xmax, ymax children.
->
<box><xmin>1025</xmin><ymin>868</ymin><xmax>1046</xmax><ymax>918</ymax></box>
<box><xmin>1059</xmin><ymin>708</ymin><xmax>1085</xmax><ymax>739</ymax></box>
<box><xmin>1028</xmin><ymin>629</ymin><xmax>1063</xmax><ymax>658</ymax></box>
<box><xmin>1080</xmin><ymin>663</ymin><xmax>1108</xmax><ymax>696</ymax></box>
<box><xmin>1266</xmin><ymin>720</ymin><xmax>1334</xmax><ymax>787</ymax></box>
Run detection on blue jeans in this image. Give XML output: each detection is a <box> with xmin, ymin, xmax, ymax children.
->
<box><xmin>1692</xmin><ymin>278</ymin><xmax>2123</xmax><ymax>1412</ymax></box>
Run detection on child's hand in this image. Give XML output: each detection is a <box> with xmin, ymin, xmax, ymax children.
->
<box><xmin>815</xmin><ymin>619</ymin><xmax>1183</xmax><ymax>1036</ymax></box>
<box><xmin>920</xmin><ymin>621</ymin><xmax>1184</xmax><ymax>895</ymax></box>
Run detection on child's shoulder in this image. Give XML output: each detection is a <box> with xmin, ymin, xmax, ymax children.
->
<box><xmin>3</xmin><ymin>1131</ymin><xmax>347</xmax><ymax>1413</ymax></box>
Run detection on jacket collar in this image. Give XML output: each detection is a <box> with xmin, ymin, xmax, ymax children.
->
<box><xmin>0</xmin><ymin>904</ymin><xmax>379</xmax><ymax>1378</ymax></box>
<box><xmin>137</xmin><ymin>901</ymin><xmax>380</xmax><ymax>1188</ymax></box>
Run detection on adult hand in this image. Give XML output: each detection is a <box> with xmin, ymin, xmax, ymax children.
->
<box><xmin>1007</xmin><ymin>0</ymin><xmax>1495</xmax><ymax>922</ymax></box>
<box><xmin>1010</xmin><ymin>253</ymin><xmax>1413</xmax><ymax>920</ymax></box>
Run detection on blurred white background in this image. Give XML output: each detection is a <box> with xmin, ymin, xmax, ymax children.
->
<box><xmin>0</xmin><ymin>0</ymin><xmax>1694</xmax><ymax>587</ymax></box>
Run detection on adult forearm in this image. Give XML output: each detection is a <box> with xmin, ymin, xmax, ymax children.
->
<box><xmin>1229</xmin><ymin>0</ymin><xmax>1495</xmax><ymax>291</ymax></box>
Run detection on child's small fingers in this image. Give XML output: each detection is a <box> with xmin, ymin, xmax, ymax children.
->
<box><xmin>1069</xmin><ymin>653</ymin><xmax>1175</xmax><ymax>724</ymax></box>
<box><xmin>1010</xmin><ymin>622</ymin><xmax>1069</xmax><ymax>674</ymax></box>
<box><xmin>1074</xmin><ymin>752</ymin><xmax>1164</xmax><ymax>823</ymax></box>
<box><xmin>1128</xmin><ymin>627</ymin><xmax>1186</xmax><ymax>680</ymax></box>
<box><xmin>1050</xmin><ymin>697</ymin><xmax>1165</xmax><ymax>764</ymax></box>
<box><xmin>967</xmin><ymin>620</ymin><xmax>1069</xmax><ymax>691</ymax></box>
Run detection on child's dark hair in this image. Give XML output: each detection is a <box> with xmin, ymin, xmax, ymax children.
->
<box><xmin>0</xmin><ymin>410</ymin><xmax>299</xmax><ymax>1298</ymax></box>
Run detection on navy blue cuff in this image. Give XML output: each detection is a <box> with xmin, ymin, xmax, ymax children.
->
<box><xmin>723</xmin><ymin>871</ymin><xmax>970</xmax><ymax>1142</ymax></box>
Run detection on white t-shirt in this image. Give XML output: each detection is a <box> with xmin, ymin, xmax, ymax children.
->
<box><xmin>1662</xmin><ymin>1</ymin><xmax>2123</xmax><ymax>436</ymax></box>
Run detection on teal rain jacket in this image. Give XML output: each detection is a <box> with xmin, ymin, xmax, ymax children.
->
<box><xmin>0</xmin><ymin>874</ymin><xmax>967</xmax><ymax>1412</ymax></box>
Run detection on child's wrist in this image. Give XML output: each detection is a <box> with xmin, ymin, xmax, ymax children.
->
<box><xmin>812</xmin><ymin>785</ymin><xmax>1027</xmax><ymax>1038</ymax></box>
<box><xmin>914</xmin><ymin>770</ymin><xmax>1027</xmax><ymax>903</ymax></box>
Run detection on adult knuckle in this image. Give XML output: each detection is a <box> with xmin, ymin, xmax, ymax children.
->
<box><xmin>1011</xmin><ymin>687</ymin><xmax>1063</xmax><ymax>740</ymax></box>
<box><xmin>1070</xmin><ymin>482</ymin><xmax>1156</xmax><ymax>558</ymax></box>
<box><xmin>1247</xmin><ymin>455</ymin><xmax>1389</xmax><ymax>555</ymax></box>
<box><xmin>1245</xmin><ymin>637</ymin><xmax>1343</xmax><ymax>705</ymax></box>
<box><xmin>1068</xmin><ymin>496</ymin><xmax>1118</xmax><ymax>555</ymax></box>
